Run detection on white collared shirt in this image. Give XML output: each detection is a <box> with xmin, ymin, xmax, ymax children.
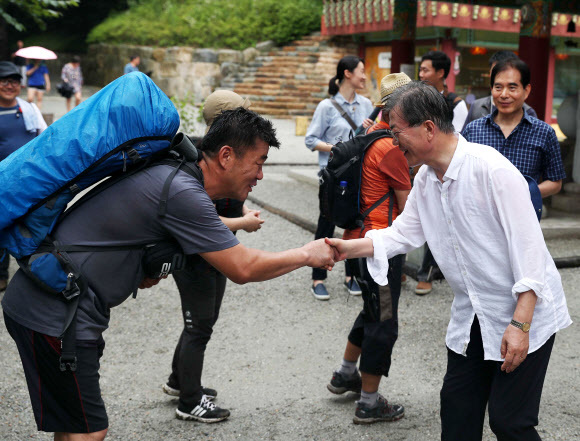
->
<box><xmin>366</xmin><ymin>135</ymin><xmax>571</xmax><ymax>361</ymax></box>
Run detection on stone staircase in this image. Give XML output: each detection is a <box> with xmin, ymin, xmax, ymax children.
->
<box><xmin>223</xmin><ymin>34</ymin><xmax>358</xmax><ymax>119</ymax></box>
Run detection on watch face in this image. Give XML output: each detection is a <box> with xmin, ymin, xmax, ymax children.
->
<box><xmin>522</xmin><ymin>322</ymin><xmax>531</xmax><ymax>332</ymax></box>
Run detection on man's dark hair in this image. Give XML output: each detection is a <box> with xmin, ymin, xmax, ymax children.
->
<box><xmin>488</xmin><ymin>50</ymin><xmax>517</xmax><ymax>68</ymax></box>
<box><xmin>490</xmin><ymin>58</ymin><xmax>531</xmax><ymax>88</ymax></box>
<box><xmin>130</xmin><ymin>55</ymin><xmax>139</xmax><ymax>61</ymax></box>
<box><xmin>199</xmin><ymin>107</ymin><xmax>280</xmax><ymax>158</ymax></box>
<box><xmin>385</xmin><ymin>81</ymin><xmax>455</xmax><ymax>134</ymax></box>
<box><xmin>421</xmin><ymin>51</ymin><xmax>451</xmax><ymax>78</ymax></box>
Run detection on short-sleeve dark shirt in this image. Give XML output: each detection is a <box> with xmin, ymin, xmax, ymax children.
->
<box><xmin>0</xmin><ymin>105</ymin><xmax>36</xmax><ymax>161</ymax></box>
<box><xmin>461</xmin><ymin>110</ymin><xmax>565</xmax><ymax>183</ymax></box>
<box><xmin>1</xmin><ymin>165</ymin><xmax>239</xmax><ymax>340</ymax></box>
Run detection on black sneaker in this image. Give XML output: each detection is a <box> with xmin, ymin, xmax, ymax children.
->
<box><xmin>353</xmin><ymin>394</ymin><xmax>404</xmax><ymax>424</ymax></box>
<box><xmin>327</xmin><ymin>370</ymin><xmax>362</xmax><ymax>395</ymax></box>
<box><xmin>176</xmin><ymin>395</ymin><xmax>230</xmax><ymax>423</ymax></box>
<box><xmin>162</xmin><ymin>383</ymin><xmax>217</xmax><ymax>400</ymax></box>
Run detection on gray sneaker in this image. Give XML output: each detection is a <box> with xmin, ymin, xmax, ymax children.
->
<box><xmin>327</xmin><ymin>370</ymin><xmax>362</xmax><ymax>395</ymax></box>
<box><xmin>353</xmin><ymin>394</ymin><xmax>404</xmax><ymax>424</ymax></box>
<box><xmin>162</xmin><ymin>383</ymin><xmax>217</xmax><ymax>400</ymax></box>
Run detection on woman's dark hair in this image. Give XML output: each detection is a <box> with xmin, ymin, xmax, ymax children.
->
<box><xmin>385</xmin><ymin>81</ymin><xmax>455</xmax><ymax>134</ymax></box>
<box><xmin>199</xmin><ymin>107</ymin><xmax>280</xmax><ymax>158</ymax></box>
<box><xmin>490</xmin><ymin>58</ymin><xmax>531</xmax><ymax>89</ymax></box>
<box><xmin>72</xmin><ymin>55</ymin><xmax>81</xmax><ymax>64</ymax></box>
<box><xmin>328</xmin><ymin>55</ymin><xmax>363</xmax><ymax>96</ymax></box>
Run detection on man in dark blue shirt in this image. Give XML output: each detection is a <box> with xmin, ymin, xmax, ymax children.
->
<box><xmin>462</xmin><ymin>58</ymin><xmax>565</xmax><ymax>198</ymax></box>
<box><xmin>0</xmin><ymin>61</ymin><xmax>47</xmax><ymax>291</ymax></box>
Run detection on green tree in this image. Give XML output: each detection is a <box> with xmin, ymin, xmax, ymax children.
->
<box><xmin>0</xmin><ymin>0</ymin><xmax>79</xmax><ymax>58</ymax></box>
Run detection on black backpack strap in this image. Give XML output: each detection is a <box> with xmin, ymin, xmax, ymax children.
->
<box><xmin>157</xmin><ymin>159</ymin><xmax>204</xmax><ymax>217</ymax></box>
<box><xmin>330</xmin><ymin>98</ymin><xmax>357</xmax><ymax>130</ymax></box>
<box><xmin>360</xmin><ymin>189</ymin><xmax>395</xmax><ymax>225</ymax></box>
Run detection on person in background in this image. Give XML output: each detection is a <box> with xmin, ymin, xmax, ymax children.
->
<box><xmin>414</xmin><ymin>50</ymin><xmax>468</xmax><ymax>296</ymax></box>
<box><xmin>327</xmin><ymin>80</ymin><xmax>571</xmax><ymax>441</ymax></box>
<box><xmin>61</xmin><ymin>55</ymin><xmax>84</xmax><ymax>112</ymax></box>
<box><xmin>305</xmin><ymin>55</ymin><xmax>374</xmax><ymax>301</ymax></box>
<box><xmin>327</xmin><ymin>73</ymin><xmax>412</xmax><ymax>425</ymax></box>
<box><xmin>462</xmin><ymin>58</ymin><xmax>564</xmax><ymax>199</ymax></box>
<box><xmin>0</xmin><ymin>61</ymin><xmax>47</xmax><ymax>292</ymax></box>
<box><xmin>10</xmin><ymin>40</ymin><xmax>27</xmax><ymax>86</ymax></box>
<box><xmin>26</xmin><ymin>60</ymin><xmax>50</xmax><ymax>110</ymax></box>
<box><xmin>161</xmin><ymin>90</ymin><xmax>264</xmax><ymax>423</ymax></box>
<box><xmin>462</xmin><ymin>51</ymin><xmax>537</xmax><ymax>130</ymax></box>
<box><xmin>124</xmin><ymin>55</ymin><xmax>141</xmax><ymax>75</ymax></box>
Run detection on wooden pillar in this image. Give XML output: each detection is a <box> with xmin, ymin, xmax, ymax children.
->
<box><xmin>391</xmin><ymin>0</ymin><xmax>417</xmax><ymax>76</ymax></box>
<box><xmin>441</xmin><ymin>36</ymin><xmax>457</xmax><ymax>92</ymax></box>
<box><xmin>518</xmin><ymin>0</ymin><xmax>553</xmax><ymax>121</ymax></box>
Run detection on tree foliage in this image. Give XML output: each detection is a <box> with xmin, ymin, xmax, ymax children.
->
<box><xmin>87</xmin><ymin>0</ymin><xmax>322</xmax><ymax>50</ymax></box>
<box><xmin>0</xmin><ymin>0</ymin><xmax>79</xmax><ymax>31</ymax></box>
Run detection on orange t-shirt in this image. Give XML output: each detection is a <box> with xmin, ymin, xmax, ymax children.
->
<box><xmin>343</xmin><ymin>121</ymin><xmax>412</xmax><ymax>240</ymax></box>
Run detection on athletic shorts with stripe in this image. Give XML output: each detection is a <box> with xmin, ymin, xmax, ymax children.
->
<box><xmin>4</xmin><ymin>312</ymin><xmax>108</xmax><ymax>433</ymax></box>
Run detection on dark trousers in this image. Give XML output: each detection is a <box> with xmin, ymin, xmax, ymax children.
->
<box><xmin>347</xmin><ymin>254</ymin><xmax>403</xmax><ymax>376</ymax></box>
<box><xmin>440</xmin><ymin>316</ymin><xmax>555</xmax><ymax>441</ymax></box>
<box><xmin>168</xmin><ymin>256</ymin><xmax>226</xmax><ymax>408</ymax></box>
<box><xmin>0</xmin><ymin>249</ymin><xmax>9</xmax><ymax>280</ymax></box>
<box><xmin>312</xmin><ymin>212</ymin><xmax>351</xmax><ymax>280</ymax></box>
<box><xmin>417</xmin><ymin>244</ymin><xmax>438</xmax><ymax>282</ymax></box>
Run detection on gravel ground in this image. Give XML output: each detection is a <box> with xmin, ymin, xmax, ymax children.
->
<box><xmin>1</xmin><ymin>200</ymin><xmax>578</xmax><ymax>440</ymax></box>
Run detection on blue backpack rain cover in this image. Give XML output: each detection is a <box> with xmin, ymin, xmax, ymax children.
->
<box><xmin>0</xmin><ymin>72</ymin><xmax>180</xmax><ymax>294</ymax></box>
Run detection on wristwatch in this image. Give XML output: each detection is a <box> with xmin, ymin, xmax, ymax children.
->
<box><xmin>510</xmin><ymin>319</ymin><xmax>531</xmax><ymax>333</ymax></box>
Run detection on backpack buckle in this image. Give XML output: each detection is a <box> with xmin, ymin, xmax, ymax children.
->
<box><xmin>62</xmin><ymin>273</ymin><xmax>81</xmax><ymax>301</ymax></box>
<box><xmin>59</xmin><ymin>356</ymin><xmax>77</xmax><ymax>372</ymax></box>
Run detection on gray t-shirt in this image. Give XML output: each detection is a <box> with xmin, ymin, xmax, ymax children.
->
<box><xmin>2</xmin><ymin>165</ymin><xmax>239</xmax><ymax>340</ymax></box>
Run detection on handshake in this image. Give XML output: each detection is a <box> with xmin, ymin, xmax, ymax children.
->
<box><xmin>302</xmin><ymin>237</ymin><xmax>374</xmax><ymax>270</ymax></box>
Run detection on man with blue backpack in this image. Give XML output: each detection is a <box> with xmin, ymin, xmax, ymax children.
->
<box><xmin>1</xmin><ymin>73</ymin><xmax>336</xmax><ymax>440</ymax></box>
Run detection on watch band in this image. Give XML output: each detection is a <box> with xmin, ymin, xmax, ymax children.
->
<box><xmin>510</xmin><ymin>319</ymin><xmax>531</xmax><ymax>332</ymax></box>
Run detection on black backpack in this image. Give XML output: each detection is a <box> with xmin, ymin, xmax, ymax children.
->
<box><xmin>318</xmin><ymin>129</ymin><xmax>395</xmax><ymax>230</ymax></box>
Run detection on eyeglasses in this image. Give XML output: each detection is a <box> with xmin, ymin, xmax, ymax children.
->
<box><xmin>391</xmin><ymin>126</ymin><xmax>412</xmax><ymax>144</ymax></box>
<box><xmin>0</xmin><ymin>78</ymin><xmax>20</xmax><ymax>87</ymax></box>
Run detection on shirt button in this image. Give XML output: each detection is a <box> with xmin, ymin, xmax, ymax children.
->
<box><xmin>447</xmin><ymin>219</ymin><xmax>451</xmax><ymax>224</ymax></box>
<box><xmin>455</xmin><ymin>246</ymin><xmax>459</xmax><ymax>250</ymax></box>
<box><xmin>462</xmin><ymin>271</ymin><xmax>467</xmax><ymax>276</ymax></box>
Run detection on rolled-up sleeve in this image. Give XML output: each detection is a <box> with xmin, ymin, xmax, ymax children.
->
<box><xmin>366</xmin><ymin>188</ymin><xmax>426</xmax><ymax>285</ymax></box>
<box><xmin>490</xmin><ymin>167</ymin><xmax>548</xmax><ymax>303</ymax></box>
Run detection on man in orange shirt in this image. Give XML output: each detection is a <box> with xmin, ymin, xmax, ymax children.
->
<box><xmin>326</xmin><ymin>73</ymin><xmax>412</xmax><ymax>424</ymax></box>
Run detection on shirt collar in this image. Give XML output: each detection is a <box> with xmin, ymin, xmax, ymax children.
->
<box><xmin>334</xmin><ymin>91</ymin><xmax>360</xmax><ymax>105</ymax></box>
<box><xmin>486</xmin><ymin>107</ymin><xmax>533</xmax><ymax>130</ymax></box>
<box><xmin>425</xmin><ymin>134</ymin><xmax>466</xmax><ymax>183</ymax></box>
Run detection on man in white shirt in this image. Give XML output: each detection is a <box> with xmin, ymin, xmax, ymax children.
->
<box><xmin>326</xmin><ymin>81</ymin><xmax>571</xmax><ymax>441</ymax></box>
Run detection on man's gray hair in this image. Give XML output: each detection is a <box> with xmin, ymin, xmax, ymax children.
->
<box><xmin>385</xmin><ymin>81</ymin><xmax>455</xmax><ymax>134</ymax></box>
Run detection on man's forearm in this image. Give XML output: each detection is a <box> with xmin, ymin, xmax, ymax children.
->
<box><xmin>513</xmin><ymin>289</ymin><xmax>537</xmax><ymax>324</ymax></box>
<box><xmin>538</xmin><ymin>179</ymin><xmax>562</xmax><ymax>198</ymax></box>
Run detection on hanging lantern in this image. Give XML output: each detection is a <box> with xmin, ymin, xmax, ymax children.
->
<box><xmin>469</xmin><ymin>47</ymin><xmax>488</xmax><ymax>55</ymax></box>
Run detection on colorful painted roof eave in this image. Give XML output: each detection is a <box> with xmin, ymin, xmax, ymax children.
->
<box><xmin>322</xmin><ymin>2</ymin><xmax>580</xmax><ymax>38</ymax></box>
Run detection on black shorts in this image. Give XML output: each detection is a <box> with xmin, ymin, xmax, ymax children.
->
<box><xmin>4</xmin><ymin>312</ymin><xmax>108</xmax><ymax>433</ymax></box>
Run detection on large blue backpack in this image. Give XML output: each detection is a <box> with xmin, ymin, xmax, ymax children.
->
<box><xmin>0</xmin><ymin>72</ymin><xmax>181</xmax><ymax>370</ymax></box>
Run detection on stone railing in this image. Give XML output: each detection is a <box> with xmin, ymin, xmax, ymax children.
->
<box><xmin>80</xmin><ymin>42</ymin><xmax>275</xmax><ymax>102</ymax></box>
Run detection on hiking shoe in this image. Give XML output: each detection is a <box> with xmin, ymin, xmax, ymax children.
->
<box><xmin>415</xmin><ymin>281</ymin><xmax>432</xmax><ymax>295</ymax></box>
<box><xmin>162</xmin><ymin>383</ymin><xmax>217</xmax><ymax>400</ymax></box>
<box><xmin>176</xmin><ymin>395</ymin><xmax>230</xmax><ymax>423</ymax></box>
<box><xmin>344</xmin><ymin>278</ymin><xmax>362</xmax><ymax>296</ymax></box>
<box><xmin>353</xmin><ymin>394</ymin><xmax>405</xmax><ymax>425</ymax></box>
<box><xmin>311</xmin><ymin>283</ymin><xmax>330</xmax><ymax>300</ymax></box>
<box><xmin>327</xmin><ymin>370</ymin><xmax>362</xmax><ymax>395</ymax></box>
